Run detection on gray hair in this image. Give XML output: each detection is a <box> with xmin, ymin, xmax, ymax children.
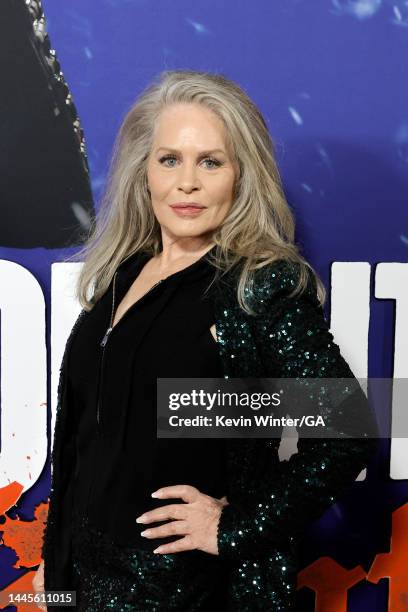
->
<box><xmin>69</xmin><ymin>69</ymin><xmax>326</xmax><ymax>314</ymax></box>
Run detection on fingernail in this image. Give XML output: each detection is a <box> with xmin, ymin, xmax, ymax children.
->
<box><xmin>151</xmin><ymin>490</ymin><xmax>161</xmax><ymax>498</ymax></box>
<box><xmin>153</xmin><ymin>547</ymin><xmax>162</xmax><ymax>553</ymax></box>
<box><xmin>136</xmin><ymin>515</ymin><xmax>147</xmax><ymax>523</ymax></box>
<box><xmin>140</xmin><ymin>530</ymin><xmax>150</xmax><ymax>537</ymax></box>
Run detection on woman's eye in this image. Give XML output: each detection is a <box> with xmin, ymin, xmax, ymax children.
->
<box><xmin>159</xmin><ymin>155</ymin><xmax>177</xmax><ymax>167</ymax></box>
<box><xmin>158</xmin><ymin>155</ymin><xmax>221</xmax><ymax>169</ymax></box>
<box><xmin>202</xmin><ymin>157</ymin><xmax>221</xmax><ymax>169</ymax></box>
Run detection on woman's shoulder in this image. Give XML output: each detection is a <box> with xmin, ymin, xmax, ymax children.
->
<box><xmin>253</xmin><ymin>257</ymin><xmax>302</xmax><ymax>287</ymax></box>
<box><xmin>215</xmin><ymin>256</ymin><xmax>320</xmax><ymax>315</ymax></box>
<box><xmin>250</xmin><ymin>259</ymin><xmax>317</xmax><ymax>310</ymax></box>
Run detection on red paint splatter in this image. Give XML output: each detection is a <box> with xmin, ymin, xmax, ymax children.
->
<box><xmin>0</xmin><ymin>481</ymin><xmax>24</xmax><ymax>515</ymax></box>
<box><xmin>1</xmin><ymin>502</ymin><xmax>48</xmax><ymax>569</ymax></box>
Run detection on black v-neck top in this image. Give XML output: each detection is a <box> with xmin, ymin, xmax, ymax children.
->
<box><xmin>67</xmin><ymin>247</ymin><xmax>228</xmax><ymax>550</ymax></box>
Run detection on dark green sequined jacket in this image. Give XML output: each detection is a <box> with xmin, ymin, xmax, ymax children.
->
<box><xmin>42</xmin><ymin>258</ymin><xmax>378</xmax><ymax>611</ymax></box>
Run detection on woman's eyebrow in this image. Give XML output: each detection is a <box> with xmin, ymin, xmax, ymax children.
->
<box><xmin>155</xmin><ymin>147</ymin><xmax>226</xmax><ymax>156</ymax></box>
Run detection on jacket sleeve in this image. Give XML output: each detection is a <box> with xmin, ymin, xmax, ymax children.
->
<box><xmin>41</xmin><ymin>309</ymin><xmax>87</xmax><ymax>591</ymax></box>
<box><xmin>41</xmin><ymin>377</ymin><xmax>77</xmax><ymax>589</ymax></box>
<box><xmin>216</xmin><ymin>261</ymin><xmax>379</xmax><ymax>561</ymax></box>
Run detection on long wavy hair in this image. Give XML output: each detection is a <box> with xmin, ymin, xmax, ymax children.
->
<box><xmin>69</xmin><ymin>69</ymin><xmax>326</xmax><ymax>315</ymax></box>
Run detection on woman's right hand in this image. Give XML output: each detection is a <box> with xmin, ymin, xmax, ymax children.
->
<box><xmin>32</xmin><ymin>559</ymin><xmax>47</xmax><ymax>611</ymax></box>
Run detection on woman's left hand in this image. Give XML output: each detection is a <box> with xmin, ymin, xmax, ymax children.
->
<box><xmin>135</xmin><ymin>484</ymin><xmax>229</xmax><ymax>555</ymax></box>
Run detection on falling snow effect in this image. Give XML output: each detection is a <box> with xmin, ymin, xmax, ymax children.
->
<box><xmin>185</xmin><ymin>18</ymin><xmax>211</xmax><ymax>35</ymax></box>
<box><xmin>394</xmin><ymin>122</ymin><xmax>408</xmax><ymax>163</ymax></box>
<box><xmin>331</xmin><ymin>0</ymin><xmax>382</xmax><ymax>20</ymax></box>
<box><xmin>288</xmin><ymin>106</ymin><xmax>303</xmax><ymax>125</ymax></box>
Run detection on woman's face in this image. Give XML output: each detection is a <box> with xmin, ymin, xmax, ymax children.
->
<box><xmin>146</xmin><ymin>103</ymin><xmax>238</xmax><ymax>243</ymax></box>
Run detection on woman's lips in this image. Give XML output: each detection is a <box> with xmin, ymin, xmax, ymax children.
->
<box><xmin>169</xmin><ymin>205</ymin><xmax>206</xmax><ymax>217</ymax></box>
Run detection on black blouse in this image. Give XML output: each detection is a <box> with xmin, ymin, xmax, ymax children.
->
<box><xmin>67</xmin><ymin>247</ymin><xmax>229</xmax><ymax>552</ymax></box>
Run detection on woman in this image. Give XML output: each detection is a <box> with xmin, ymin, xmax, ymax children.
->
<box><xmin>35</xmin><ymin>70</ymin><xmax>378</xmax><ymax>610</ymax></box>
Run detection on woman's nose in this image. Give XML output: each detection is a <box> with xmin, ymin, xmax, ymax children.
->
<box><xmin>177</xmin><ymin>163</ymin><xmax>201</xmax><ymax>191</ymax></box>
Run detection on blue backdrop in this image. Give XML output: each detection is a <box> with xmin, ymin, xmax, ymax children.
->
<box><xmin>1</xmin><ymin>1</ymin><xmax>407</xmax><ymax>610</ymax></box>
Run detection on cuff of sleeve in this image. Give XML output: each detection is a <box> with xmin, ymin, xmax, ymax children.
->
<box><xmin>216</xmin><ymin>503</ymin><xmax>241</xmax><ymax>561</ymax></box>
<box><xmin>216</xmin><ymin>501</ymin><xmax>273</xmax><ymax>562</ymax></box>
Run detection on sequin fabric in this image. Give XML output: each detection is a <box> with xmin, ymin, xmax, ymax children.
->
<box><xmin>42</xmin><ymin>257</ymin><xmax>378</xmax><ymax>611</ymax></box>
<box><xmin>70</xmin><ymin>512</ymin><xmax>228</xmax><ymax>611</ymax></box>
<box><xmin>212</xmin><ymin>259</ymin><xmax>378</xmax><ymax>610</ymax></box>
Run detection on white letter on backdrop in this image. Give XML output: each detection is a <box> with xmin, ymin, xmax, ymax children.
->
<box><xmin>375</xmin><ymin>263</ymin><xmax>408</xmax><ymax>480</ymax></box>
<box><xmin>330</xmin><ymin>262</ymin><xmax>371</xmax><ymax>481</ymax></box>
<box><xmin>0</xmin><ymin>260</ymin><xmax>47</xmax><ymax>500</ymax></box>
<box><xmin>50</xmin><ymin>263</ymin><xmax>83</xmax><ymax>461</ymax></box>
